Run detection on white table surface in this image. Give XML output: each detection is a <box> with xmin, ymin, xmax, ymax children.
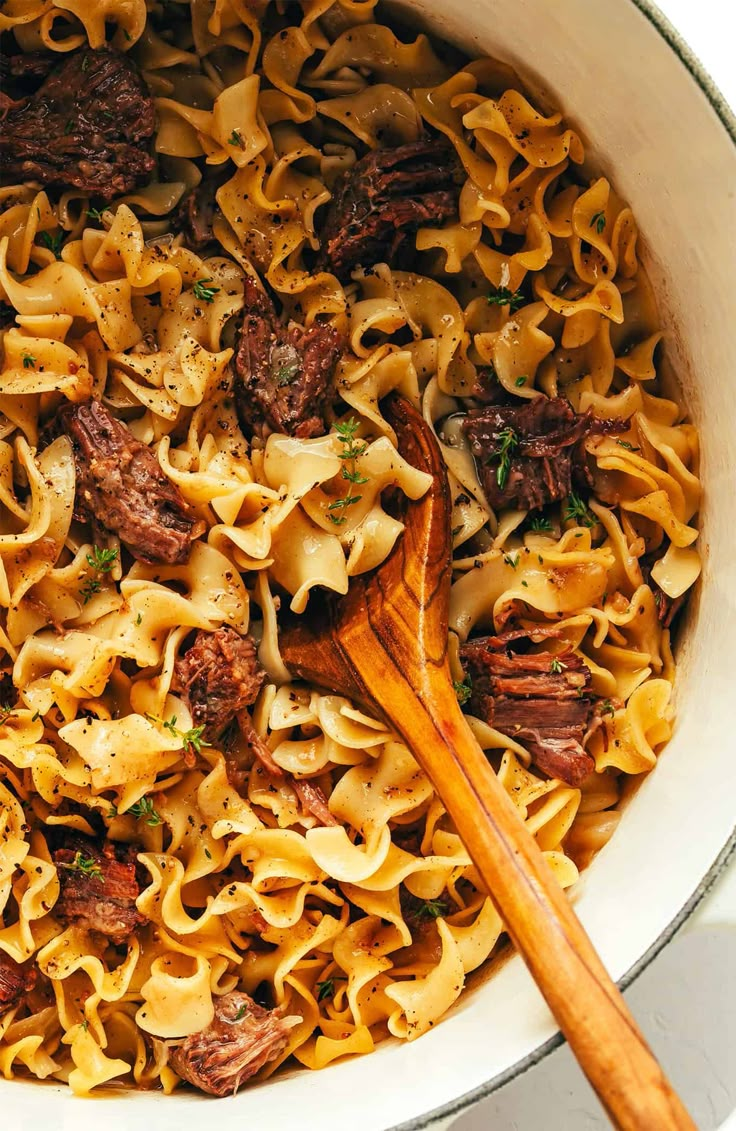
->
<box><xmin>450</xmin><ymin>2</ymin><xmax>736</xmax><ymax>1128</ymax></box>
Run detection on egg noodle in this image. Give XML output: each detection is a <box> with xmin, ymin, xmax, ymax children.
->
<box><xmin>0</xmin><ymin>0</ymin><xmax>701</xmax><ymax>1097</ymax></box>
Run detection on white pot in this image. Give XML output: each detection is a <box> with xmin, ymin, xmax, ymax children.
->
<box><xmin>6</xmin><ymin>3</ymin><xmax>735</xmax><ymax>1129</ymax></box>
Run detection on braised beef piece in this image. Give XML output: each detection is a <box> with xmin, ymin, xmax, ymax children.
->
<box><xmin>1</xmin><ymin>47</ymin><xmax>154</xmax><ymax>199</ymax></box>
<box><xmin>172</xmin><ymin>166</ymin><xmax>230</xmax><ymax>253</ymax></box>
<box><xmin>0</xmin><ymin>53</ymin><xmax>58</xmax><ymax>100</ymax></box>
<box><xmin>460</xmin><ymin>627</ymin><xmax>595</xmax><ymax>787</ymax></box>
<box><xmin>315</xmin><ymin>137</ymin><xmax>462</xmax><ymax>281</ymax></box>
<box><xmin>175</xmin><ymin>626</ymin><xmax>265</xmax><ymax>740</ymax></box>
<box><xmin>0</xmin><ymin>954</ymin><xmax>36</xmax><ymax>1016</ymax></box>
<box><xmin>52</xmin><ymin>831</ymin><xmax>146</xmax><ymax>944</ymax></box>
<box><xmin>462</xmin><ymin>396</ymin><xmax>625</xmax><ymax>512</ymax></box>
<box><xmin>233</xmin><ymin>277</ymin><xmax>343</xmax><ymax>440</ymax></box>
<box><xmin>166</xmin><ymin>991</ymin><xmax>300</xmax><ymax>1096</ymax></box>
<box><xmin>59</xmin><ymin>399</ymin><xmax>198</xmax><ymax>565</ymax></box>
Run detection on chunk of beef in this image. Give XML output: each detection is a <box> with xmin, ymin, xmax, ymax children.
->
<box><xmin>167</xmin><ymin>991</ymin><xmax>300</xmax><ymax>1096</ymax></box>
<box><xmin>315</xmin><ymin>137</ymin><xmax>462</xmax><ymax>281</ymax></box>
<box><xmin>1</xmin><ymin>47</ymin><xmax>154</xmax><ymax>199</ymax></box>
<box><xmin>175</xmin><ymin>626</ymin><xmax>265</xmax><ymax>739</ymax></box>
<box><xmin>172</xmin><ymin>167</ymin><xmax>230</xmax><ymax>253</ymax></box>
<box><xmin>52</xmin><ymin>831</ymin><xmax>146</xmax><ymax>944</ymax></box>
<box><xmin>233</xmin><ymin>277</ymin><xmax>343</xmax><ymax>440</ymax></box>
<box><xmin>462</xmin><ymin>396</ymin><xmax>625</xmax><ymax>512</ymax></box>
<box><xmin>60</xmin><ymin>399</ymin><xmax>198</xmax><ymax>564</ymax></box>
<box><xmin>460</xmin><ymin>627</ymin><xmax>595</xmax><ymax>787</ymax></box>
<box><xmin>0</xmin><ymin>954</ymin><xmax>36</xmax><ymax>1016</ymax></box>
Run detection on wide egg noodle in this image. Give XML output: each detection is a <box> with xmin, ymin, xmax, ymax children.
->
<box><xmin>0</xmin><ymin>0</ymin><xmax>702</xmax><ymax>1097</ymax></box>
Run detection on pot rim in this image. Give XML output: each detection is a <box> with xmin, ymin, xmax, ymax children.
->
<box><xmin>393</xmin><ymin>1</ymin><xmax>736</xmax><ymax>1127</ymax></box>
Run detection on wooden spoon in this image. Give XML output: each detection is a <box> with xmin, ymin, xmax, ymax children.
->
<box><xmin>278</xmin><ymin>393</ymin><xmax>694</xmax><ymax>1130</ymax></box>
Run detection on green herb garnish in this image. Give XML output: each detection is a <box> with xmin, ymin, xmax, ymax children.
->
<box><xmin>86</xmin><ymin>207</ymin><xmax>105</xmax><ymax>222</ymax></box>
<box><xmin>616</xmin><ymin>440</ymin><xmax>640</xmax><ymax>451</ymax></box>
<box><xmin>453</xmin><ymin>677</ymin><xmax>472</xmax><ymax>706</ymax></box>
<box><xmin>327</xmin><ymin>417</ymin><xmax>369</xmax><ymax>526</ymax></box>
<box><xmin>234</xmin><ymin>1003</ymin><xmax>248</xmax><ymax>1020</ymax></box>
<box><xmin>515</xmin><ymin>375</ymin><xmax>528</xmax><ymax>387</ymax></box>
<box><xmin>590</xmin><ymin>211</ymin><xmax>606</xmax><ymax>234</ymax></box>
<box><xmin>503</xmin><ymin>552</ymin><xmax>520</xmax><ymax>570</ymax></box>
<box><xmin>128</xmin><ymin>796</ymin><xmax>162</xmax><ymax>826</ymax></box>
<box><xmin>39</xmin><ymin>230</ymin><xmax>64</xmax><ymax>258</ymax></box>
<box><xmin>528</xmin><ymin>515</ymin><xmax>552</xmax><ymax>533</ymax></box>
<box><xmin>315</xmin><ymin>976</ymin><xmax>345</xmax><ymax>1002</ymax></box>
<box><xmin>147</xmin><ymin>713</ymin><xmax>211</xmax><ymax>759</ymax></box>
<box><xmin>79</xmin><ymin>545</ymin><xmax>118</xmax><ymax>604</ymax></box>
<box><xmin>59</xmin><ymin>852</ymin><xmax>104</xmax><ymax>882</ymax></box>
<box><xmin>486</xmin><ymin>285</ymin><xmax>525</xmax><ymax>312</ymax></box>
<box><xmin>414</xmin><ymin>898</ymin><xmax>448</xmax><ymax>920</ymax></box>
<box><xmin>276</xmin><ymin>359</ymin><xmax>301</xmax><ymax>386</ymax></box>
<box><xmin>0</xmin><ymin>704</ymin><xmax>14</xmax><ymax>725</ymax></box>
<box><xmin>192</xmin><ymin>278</ymin><xmax>220</xmax><ymax>303</ymax></box>
<box><xmin>21</xmin><ymin>352</ymin><xmax>36</xmax><ymax>370</ymax></box>
<box><xmin>564</xmin><ymin>490</ymin><xmax>594</xmax><ymax>528</ymax></box>
<box><xmin>228</xmin><ymin>128</ymin><xmax>245</xmax><ymax>149</ymax></box>
<box><xmin>600</xmin><ymin>699</ymin><xmax>615</xmax><ymax>717</ymax></box>
<box><xmin>491</xmin><ymin>427</ymin><xmax>518</xmax><ymax>491</ymax></box>
<box><xmin>550</xmin><ymin>658</ymin><xmax>566</xmax><ymax>675</ymax></box>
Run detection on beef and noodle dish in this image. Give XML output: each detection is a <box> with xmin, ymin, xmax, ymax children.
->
<box><xmin>0</xmin><ymin>0</ymin><xmax>701</xmax><ymax>1098</ymax></box>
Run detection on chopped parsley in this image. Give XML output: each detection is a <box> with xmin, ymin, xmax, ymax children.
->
<box><xmin>590</xmin><ymin>211</ymin><xmax>606</xmax><ymax>234</ymax></box>
<box><xmin>234</xmin><ymin>1002</ymin><xmax>248</xmax><ymax>1020</ymax></box>
<box><xmin>515</xmin><ymin>375</ymin><xmax>528</xmax><ymax>387</ymax></box>
<box><xmin>486</xmin><ymin>285</ymin><xmax>525</xmax><ymax>312</ymax></box>
<box><xmin>503</xmin><ymin>551</ymin><xmax>520</xmax><ymax>570</ymax></box>
<box><xmin>21</xmin><ymin>352</ymin><xmax>36</xmax><ymax>370</ymax></box>
<box><xmin>327</xmin><ymin>417</ymin><xmax>369</xmax><ymax>526</ymax></box>
<box><xmin>192</xmin><ymin>277</ymin><xmax>220</xmax><ymax>303</ymax></box>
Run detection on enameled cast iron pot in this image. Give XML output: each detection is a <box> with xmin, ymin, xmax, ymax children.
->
<box><xmin>5</xmin><ymin>2</ymin><xmax>734</xmax><ymax>1128</ymax></box>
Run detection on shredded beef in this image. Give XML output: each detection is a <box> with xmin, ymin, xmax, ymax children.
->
<box><xmin>166</xmin><ymin>991</ymin><xmax>300</xmax><ymax>1096</ymax></box>
<box><xmin>0</xmin><ymin>954</ymin><xmax>36</xmax><ymax>1016</ymax></box>
<box><xmin>175</xmin><ymin>627</ymin><xmax>265</xmax><ymax>739</ymax></box>
<box><xmin>1</xmin><ymin>47</ymin><xmax>155</xmax><ymax>199</ymax></box>
<box><xmin>52</xmin><ymin>831</ymin><xmax>145</xmax><ymax>943</ymax></box>
<box><xmin>315</xmin><ymin>137</ymin><xmax>462</xmax><ymax>281</ymax></box>
<box><xmin>462</xmin><ymin>396</ymin><xmax>625</xmax><ymax>512</ymax></box>
<box><xmin>460</xmin><ymin>627</ymin><xmax>595</xmax><ymax>787</ymax></box>
<box><xmin>233</xmin><ymin>277</ymin><xmax>343</xmax><ymax>440</ymax></box>
<box><xmin>59</xmin><ymin>399</ymin><xmax>198</xmax><ymax>564</ymax></box>
<box><xmin>172</xmin><ymin>167</ymin><xmax>230</xmax><ymax>253</ymax></box>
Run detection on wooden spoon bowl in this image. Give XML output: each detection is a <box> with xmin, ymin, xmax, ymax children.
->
<box><xmin>279</xmin><ymin>392</ymin><xmax>693</xmax><ymax>1130</ymax></box>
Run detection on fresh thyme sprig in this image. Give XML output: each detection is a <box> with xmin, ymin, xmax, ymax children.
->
<box><xmin>550</xmin><ymin>658</ymin><xmax>566</xmax><ymax>675</ymax></box>
<box><xmin>563</xmin><ymin>490</ymin><xmax>594</xmax><ymax>528</ymax></box>
<box><xmin>127</xmin><ymin>796</ymin><xmax>162</xmax><ymax>826</ymax></box>
<box><xmin>453</xmin><ymin>677</ymin><xmax>472</xmax><ymax>706</ymax></box>
<box><xmin>276</xmin><ymin>358</ymin><xmax>301</xmax><ymax>386</ymax></box>
<box><xmin>486</xmin><ymin>285</ymin><xmax>525</xmax><ymax>312</ymax></box>
<box><xmin>315</xmin><ymin>974</ymin><xmax>348</xmax><ymax>1002</ymax></box>
<box><xmin>79</xmin><ymin>545</ymin><xmax>118</xmax><ymax>604</ymax></box>
<box><xmin>414</xmin><ymin>898</ymin><xmax>448</xmax><ymax>920</ymax></box>
<box><xmin>0</xmin><ymin>703</ymin><xmax>14</xmax><ymax>725</ymax></box>
<box><xmin>59</xmin><ymin>852</ymin><xmax>104</xmax><ymax>882</ymax></box>
<box><xmin>491</xmin><ymin>427</ymin><xmax>518</xmax><ymax>491</ymax></box>
<box><xmin>192</xmin><ymin>277</ymin><xmax>220</xmax><ymax>303</ymax></box>
<box><xmin>39</xmin><ymin>230</ymin><xmax>64</xmax><ymax>258</ymax></box>
<box><xmin>527</xmin><ymin>514</ymin><xmax>552</xmax><ymax>533</ymax></box>
<box><xmin>327</xmin><ymin>417</ymin><xmax>369</xmax><ymax>526</ymax></box>
<box><xmin>146</xmin><ymin>713</ymin><xmax>211</xmax><ymax>759</ymax></box>
<box><xmin>21</xmin><ymin>352</ymin><xmax>36</xmax><ymax>370</ymax></box>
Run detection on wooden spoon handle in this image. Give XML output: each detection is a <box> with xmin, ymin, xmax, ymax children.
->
<box><xmin>390</xmin><ymin>679</ymin><xmax>693</xmax><ymax>1129</ymax></box>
